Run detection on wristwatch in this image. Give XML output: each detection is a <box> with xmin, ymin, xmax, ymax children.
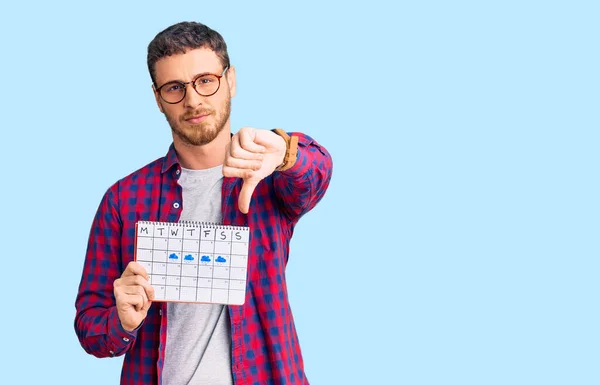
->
<box><xmin>271</xmin><ymin>128</ymin><xmax>298</xmax><ymax>171</ymax></box>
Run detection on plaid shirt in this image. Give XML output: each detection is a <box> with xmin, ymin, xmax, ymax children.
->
<box><xmin>75</xmin><ymin>132</ymin><xmax>332</xmax><ymax>385</ymax></box>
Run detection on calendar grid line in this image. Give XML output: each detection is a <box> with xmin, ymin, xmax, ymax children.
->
<box><xmin>194</xmin><ymin>229</ymin><xmax>201</xmax><ymax>302</ymax></box>
<box><xmin>227</xmin><ymin>236</ymin><xmax>233</xmax><ymax>304</ymax></box>
<box><xmin>209</xmin><ymin>227</ymin><xmax>216</xmax><ymax>303</ymax></box>
<box><xmin>176</xmin><ymin>226</ymin><xmax>183</xmax><ymax>301</ymax></box>
<box><xmin>149</xmin><ymin>230</ymin><xmax>155</xmax><ymax>281</ymax></box>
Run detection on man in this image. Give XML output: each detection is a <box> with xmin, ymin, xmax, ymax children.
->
<box><xmin>74</xmin><ymin>21</ymin><xmax>332</xmax><ymax>385</ymax></box>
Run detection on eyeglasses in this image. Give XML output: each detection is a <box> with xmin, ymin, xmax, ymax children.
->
<box><xmin>155</xmin><ymin>67</ymin><xmax>229</xmax><ymax>104</ymax></box>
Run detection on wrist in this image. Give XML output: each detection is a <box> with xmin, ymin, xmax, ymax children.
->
<box><xmin>271</xmin><ymin>128</ymin><xmax>298</xmax><ymax>172</ymax></box>
<box><xmin>275</xmin><ymin>135</ymin><xmax>286</xmax><ymax>167</ymax></box>
<box><xmin>121</xmin><ymin>321</ymin><xmax>137</xmax><ymax>333</ymax></box>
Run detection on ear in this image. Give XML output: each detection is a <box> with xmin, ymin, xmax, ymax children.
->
<box><xmin>152</xmin><ymin>85</ymin><xmax>164</xmax><ymax>113</ymax></box>
<box><xmin>226</xmin><ymin>65</ymin><xmax>237</xmax><ymax>98</ymax></box>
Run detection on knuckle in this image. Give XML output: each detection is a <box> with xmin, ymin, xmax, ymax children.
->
<box><xmin>231</xmin><ymin>147</ymin><xmax>242</xmax><ymax>158</ymax></box>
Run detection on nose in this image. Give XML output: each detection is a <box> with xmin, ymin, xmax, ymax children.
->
<box><xmin>183</xmin><ymin>83</ymin><xmax>203</xmax><ymax>109</ymax></box>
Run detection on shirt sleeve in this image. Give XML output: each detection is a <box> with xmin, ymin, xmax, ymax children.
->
<box><xmin>74</xmin><ymin>184</ymin><xmax>137</xmax><ymax>358</ymax></box>
<box><xmin>272</xmin><ymin>132</ymin><xmax>333</xmax><ymax>222</ymax></box>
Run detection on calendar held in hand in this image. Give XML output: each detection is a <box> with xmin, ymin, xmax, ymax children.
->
<box><xmin>134</xmin><ymin>221</ymin><xmax>250</xmax><ymax>305</ymax></box>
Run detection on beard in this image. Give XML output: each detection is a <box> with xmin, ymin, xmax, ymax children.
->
<box><xmin>165</xmin><ymin>97</ymin><xmax>231</xmax><ymax>146</ymax></box>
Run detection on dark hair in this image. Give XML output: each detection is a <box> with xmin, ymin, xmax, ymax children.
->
<box><xmin>147</xmin><ymin>21</ymin><xmax>230</xmax><ymax>85</ymax></box>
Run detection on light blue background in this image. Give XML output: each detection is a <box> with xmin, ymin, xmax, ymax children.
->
<box><xmin>1</xmin><ymin>1</ymin><xmax>598</xmax><ymax>384</ymax></box>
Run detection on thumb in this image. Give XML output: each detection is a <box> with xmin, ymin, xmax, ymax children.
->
<box><xmin>142</xmin><ymin>300</ymin><xmax>152</xmax><ymax>313</ymax></box>
<box><xmin>238</xmin><ymin>179</ymin><xmax>259</xmax><ymax>214</ymax></box>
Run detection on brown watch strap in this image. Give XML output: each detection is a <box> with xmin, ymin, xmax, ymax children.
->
<box><xmin>271</xmin><ymin>128</ymin><xmax>298</xmax><ymax>171</ymax></box>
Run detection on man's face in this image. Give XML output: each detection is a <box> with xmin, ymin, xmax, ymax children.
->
<box><xmin>153</xmin><ymin>48</ymin><xmax>236</xmax><ymax>146</ymax></box>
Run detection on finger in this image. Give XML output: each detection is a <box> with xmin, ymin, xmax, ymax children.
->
<box><xmin>131</xmin><ymin>275</ymin><xmax>155</xmax><ymax>300</ymax></box>
<box><xmin>122</xmin><ymin>261</ymin><xmax>149</xmax><ymax>279</ymax></box>
<box><xmin>224</xmin><ymin>156</ymin><xmax>262</xmax><ymax>171</ymax></box>
<box><xmin>115</xmin><ymin>290</ymin><xmax>145</xmax><ymax>312</ymax></box>
<box><xmin>117</xmin><ymin>275</ymin><xmax>155</xmax><ymax>300</ymax></box>
<box><xmin>238</xmin><ymin>128</ymin><xmax>266</xmax><ymax>153</ymax></box>
<box><xmin>229</xmin><ymin>142</ymin><xmax>265</xmax><ymax>161</ymax></box>
<box><xmin>222</xmin><ymin>165</ymin><xmax>254</xmax><ymax>179</ymax></box>
<box><xmin>238</xmin><ymin>179</ymin><xmax>259</xmax><ymax>214</ymax></box>
<box><xmin>142</xmin><ymin>294</ymin><xmax>153</xmax><ymax>312</ymax></box>
<box><xmin>254</xmin><ymin>129</ymin><xmax>286</xmax><ymax>149</ymax></box>
<box><xmin>121</xmin><ymin>293</ymin><xmax>145</xmax><ymax>312</ymax></box>
<box><xmin>124</xmin><ymin>285</ymin><xmax>151</xmax><ymax>309</ymax></box>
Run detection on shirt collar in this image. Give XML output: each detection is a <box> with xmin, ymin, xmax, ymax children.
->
<box><xmin>161</xmin><ymin>143</ymin><xmax>180</xmax><ymax>174</ymax></box>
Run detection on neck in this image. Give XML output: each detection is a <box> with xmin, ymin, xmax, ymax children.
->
<box><xmin>173</xmin><ymin>125</ymin><xmax>231</xmax><ymax>170</ymax></box>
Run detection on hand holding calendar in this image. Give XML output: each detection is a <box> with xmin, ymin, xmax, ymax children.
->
<box><xmin>114</xmin><ymin>262</ymin><xmax>155</xmax><ymax>332</ymax></box>
<box><xmin>223</xmin><ymin>127</ymin><xmax>286</xmax><ymax>214</ymax></box>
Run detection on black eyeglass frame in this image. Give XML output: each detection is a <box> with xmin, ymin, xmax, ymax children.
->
<box><xmin>154</xmin><ymin>66</ymin><xmax>229</xmax><ymax>104</ymax></box>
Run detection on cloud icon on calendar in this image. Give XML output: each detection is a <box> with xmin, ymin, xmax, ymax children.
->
<box><xmin>184</xmin><ymin>254</ymin><xmax>194</xmax><ymax>261</ymax></box>
<box><xmin>169</xmin><ymin>253</ymin><xmax>179</xmax><ymax>260</ymax></box>
<box><xmin>201</xmin><ymin>255</ymin><xmax>211</xmax><ymax>262</ymax></box>
<box><xmin>215</xmin><ymin>256</ymin><xmax>227</xmax><ymax>263</ymax></box>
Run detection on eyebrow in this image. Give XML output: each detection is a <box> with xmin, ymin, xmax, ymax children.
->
<box><xmin>162</xmin><ymin>71</ymin><xmax>216</xmax><ymax>84</ymax></box>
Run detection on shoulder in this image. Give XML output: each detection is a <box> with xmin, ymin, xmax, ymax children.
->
<box><xmin>105</xmin><ymin>156</ymin><xmax>166</xmax><ymax>198</ymax></box>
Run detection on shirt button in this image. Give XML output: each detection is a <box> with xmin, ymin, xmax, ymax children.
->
<box><xmin>176</xmin><ymin>169</ymin><xmax>181</xmax><ymax>175</ymax></box>
<box><xmin>109</xmin><ymin>350</ymin><xmax>114</xmax><ymax>355</ymax></box>
<box><xmin>123</xmin><ymin>337</ymin><xmax>130</xmax><ymax>342</ymax></box>
<box><xmin>173</xmin><ymin>202</ymin><xmax>180</xmax><ymax>209</ymax></box>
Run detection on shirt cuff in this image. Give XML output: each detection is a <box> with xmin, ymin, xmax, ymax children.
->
<box><xmin>107</xmin><ymin>306</ymin><xmax>138</xmax><ymax>351</ymax></box>
<box><xmin>277</xmin><ymin>140</ymin><xmax>309</xmax><ymax>178</ymax></box>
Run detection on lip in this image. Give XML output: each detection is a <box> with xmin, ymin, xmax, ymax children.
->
<box><xmin>185</xmin><ymin>114</ymin><xmax>209</xmax><ymax>124</ymax></box>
